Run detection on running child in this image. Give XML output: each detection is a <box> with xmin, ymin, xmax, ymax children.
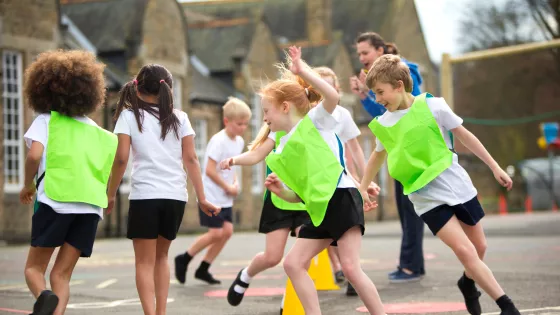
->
<box><xmin>21</xmin><ymin>50</ymin><xmax>116</xmax><ymax>315</ymax></box>
<box><xmin>174</xmin><ymin>97</ymin><xmax>251</xmax><ymax>285</ymax></box>
<box><xmin>359</xmin><ymin>54</ymin><xmax>520</xmax><ymax>315</ymax></box>
<box><xmin>262</xmin><ymin>46</ymin><xmax>385</xmax><ymax>315</ymax></box>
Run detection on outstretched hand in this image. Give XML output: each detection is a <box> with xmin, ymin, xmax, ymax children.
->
<box><xmin>288</xmin><ymin>46</ymin><xmax>303</xmax><ymax>75</ymax></box>
<box><xmin>219</xmin><ymin>158</ymin><xmax>233</xmax><ymax>170</ymax></box>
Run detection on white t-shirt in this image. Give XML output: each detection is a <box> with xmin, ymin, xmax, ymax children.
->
<box><xmin>24</xmin><ymin>114</ymin><xmax>103</xmax><ymax>218</ymax></box>
<box><xmin>276</xmin><ymin>102</ymin><xmax>355</xmax><ymax>189</ymax></box>
<box><xmin>202</xmin><ymin>129</ymin><xmax>245</xmax><ymax>207</ymax></box>
<box><xmin>114</xmin><ymin>109</ymin><xmax>195</xmax><ymax>201</ymax></box>
<box><xmin>374</xmin><ymin>97</ymin><xmax>477</xmax><ymax>215</ymax></box>
<box><xmin>332</xmin><ymin>105</ymin><xmax>361</xmax><ymax>144</ymax></box>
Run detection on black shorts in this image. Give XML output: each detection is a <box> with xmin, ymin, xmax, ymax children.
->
<box><xmin>298</xmin><ymin>188</ymin><xmax>365</xmax><ymax>245</ymax></box>
<box><xmin>420</xmin><ymin>196</ymin><xmax>485</xmax><ymax>235</ymax></box>
<box><xmin>258</xmin><ymin>193</ymin><xmax>310</xmax><ymax>234</ymax></box>
<box><xmin>199</xmin><ymin>206</ymin><xmax>233</xmax><ymax>228</ymax></box>
<box><xmin>127</xmin><ymin>199</ymin><xmax>186</xmax><ymax>240</ymax></box>
<box><xmin>31</xmin><ymin>203</ymin><xmax>100</xmax><ymax>257</ymax></box>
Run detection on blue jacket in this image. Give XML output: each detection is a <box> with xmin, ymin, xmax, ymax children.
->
<box><xmin>361</xmin><ymin>58</ymin><xmax>423</xmax><ymax>118</ymax></box>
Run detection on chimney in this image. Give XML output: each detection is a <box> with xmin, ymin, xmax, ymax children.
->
<box><xmin>306</xmin><ymin>0</ymin><xmax>331</xmax><ymax>44</ymax></box>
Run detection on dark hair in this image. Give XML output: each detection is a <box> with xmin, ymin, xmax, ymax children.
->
<box><xmin>114</xmin><ymin>64</ymin><xmax>180</xmax><ymax>140</ymax></box>
<box><xmin>24</xmin><ymin>50</ymin><xmax>106</xmax><ymax>116</ymax></box>
<box><xmin>355</xmin><ymin>32</ymin><xmax>387</xmax><ymax>54</ymax></box>
<box><xmin>386</xmin><ymin>42</ymin><xmax>399</xmax><ymax>55</ymax></box>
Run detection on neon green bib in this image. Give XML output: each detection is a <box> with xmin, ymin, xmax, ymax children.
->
<box><xmin>43</xmin><ymin>111</ymin><xmax>117</xmax><ymax>208</ymax></box>
<box><xmin>368</xmin><ymin>93</ymin><xmax>453</xmax><ymax>195</ymax></box>
<box><xmin>265</xmin><ymin>116</ymin><xmax>344</xmax><ymax>226</ymax></box>
<box><xmin>264</xmin><ymin>131</ymin><xmax>306</xmax><ymax>211</ymax></box>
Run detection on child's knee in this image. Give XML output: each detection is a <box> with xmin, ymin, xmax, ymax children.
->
<box><xmin>50</xmin><ymin>268</ymin><xmax>72</xmax><ymax>283</ymax></box>
<box><xmin>222</xmin><ymin>225</ymin><xmax>234</xmax><ymax>240</ymax></box>
<box><xmin>340</xmin><ymin>260</ymin><xmax>360</xmax><ymax>281</ymax></box>
<box><xmin>208</xmin><ymin>229</ymin><xmax>224</xmax><ymax>241</ymax></box>
<box><xmin>263</xmin><ymin>250</ymin><xmax>283</xmax><ymax>267</ymax></box>
<box><xmin>283</xmin><ymin>252</ymin><xmax>303</xmax><ymax>274</ymax></box>
<box><xmin>453</xmin><ymin>243</ymin><xmax>479</xmax><ymax>265</ymax></box>
<box><xmin>474</xmin><ymin>240</ymin><xmax>487</xmax><ymax>258</ymax></box>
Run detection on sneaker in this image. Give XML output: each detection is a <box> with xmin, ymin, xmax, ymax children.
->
<box><xmin>334</xmin><ymin>270</ymin><xmax>345</xmax><ymax>283</ymax></box>
<box><xmin>388</xmin><ymin>268</ymin><xmax>399</xmax><ymax>278</ymax></box>
<box><xmin>227</xmin><ymin>269</ymin><xmax>250</xmax><ymax>306</ymax></box>
<box><xmin>194</xmin><ymin>268</ymin><xmax>221</xmax><ymax>285</ymax></box>
<box><xmin>345</xmin><ymin>282</ymin><xmax>358</xmax><ymax>296</ymax></box>
<box><xmin>31</xmin><ymin>290</ymin><xmax>58</xmax><ymax>315</ymax></box>
<box><xmin>174</xmin><ymin>254</ymin><xmax>188</xmax><ymax>284</ymax></box>
<box><xmin>457</xmin><ymin>275</ymin><xmax>482</xmax><ymax>315</ymax></box>
<box><xmin>388</xmin><ymin>268</ymin><xmax>422</xmax><ymax>283</ymax></box>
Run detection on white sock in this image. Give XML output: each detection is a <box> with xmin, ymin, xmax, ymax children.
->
<box><xmin>234</xmin><ymin>267</ymin><xmax>252</xmax><ymax>294</ymax></box>
<box><xmin>240</xmin><ymin>267</ymin><xmax>252</xmax><ymax>283</ymax></box>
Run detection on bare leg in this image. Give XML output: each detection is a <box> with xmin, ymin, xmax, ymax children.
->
<box><xmin>133</xmin><ymin>239</ymin><xmax>157</xmax><ymax>315</ymax></box>
<box><xmin>50</xmin><ymin>243</ymin><xmax>81</xmax><ymax>315</ymax></box>
<box><xmin>246</xmin><ymin>228</ymin><xmax>290</xmax><ymax>277</ymax></box>
<box><xmin>437</xmin><ymin>216</ymin><xmax>504</xmax><ymax>300</ymax></box>
<box><xmin>155</xmin><ymin>236</ymin><xmax>172</xmax><ymax>315</ymax></box>
<box><xmin>337</xmin><ymin>226</ymin><xmax>385</xmax><ymax>315</ymax></box>
<box><xmin>283</xmin><ymin>238</ymin><xmax>332</xmax><ymax>315</ymax></box>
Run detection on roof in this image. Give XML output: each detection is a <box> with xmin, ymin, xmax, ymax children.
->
<box><xmin>187</xmin><ymin>21</ymin><xmax>256</xmax><ymax>73</ymax></box>
<box><xmin>189</xmin><ymin>67</ymin><xmax>235</xmax><ymax>105</ymax></box>
<box><xmin>61</xmin><ymin>0</ymin><xmax>148</xmax><ymax>53</ymax></box>
<box><xmin>300</xmin><ymin>35</ymin><xmax>344</xmax><ymax>68</ymax></box>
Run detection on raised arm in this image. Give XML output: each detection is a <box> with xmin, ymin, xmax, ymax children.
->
<box><xmin>289</xmin><ymin>46</ymin><xmax>339</xmax><ymax>114</ymax></box>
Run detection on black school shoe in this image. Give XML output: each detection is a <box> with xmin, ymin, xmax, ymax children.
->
<box><xmin>457</xmin><ymin>276</ymin><xmax>482</xmax><ymax>315</ymax></box>
<box><xmin>227</xmin><ymin>269</ymin><xmax>250</xmax><ymax>306</ymax></box>
<box><xmin>174</xmin><ymin>254</ymin><xmax>188</xmax><ymax>284</ymax></box>
<box><xmin>31</xmin><ymin>290</ymin><xmax>58</xmax><ymax>315</ymax></box>
<box><xmin>500</xmin><ymin>307</ymin><xmax>521</xmax><ymax>315</ymax></box>
<box><xmin>194</xmin><ymin>268</ymin><xmax>221</xmax><ymax>285</ymax></box>
<box><xmin>346</xmin><ymin>282</ymin><xmax>358</xmax><ymax>296</ymax></box>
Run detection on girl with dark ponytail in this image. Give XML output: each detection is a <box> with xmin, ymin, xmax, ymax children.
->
<box><xmin>107</xmin><ymin>64</ymin><xmax>220</xmax><ymax>315</ymax></box>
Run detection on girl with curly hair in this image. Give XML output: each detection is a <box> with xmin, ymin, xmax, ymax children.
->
<box><xmin>105</xmin><ymin>64</ymin><xmax>220</xmax><ymax>315</ymax></box>
<box><xmin>21</xmin><ymin>50</ymin><xmax>117</xmax><ymax>315</ymax></box>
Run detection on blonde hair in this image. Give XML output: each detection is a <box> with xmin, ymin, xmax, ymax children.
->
<box><xmin>223</xmin><ymin>96</ymin><xmax>252</xmax><ymax>120</ymax></box>
<box><xmin>248</xmin><ymin>52</ymin><xmax>322</xmax><ymax>151</ymax></box>
<box><xmin>313</xmin><ymin>66</ymin><xmax>340</xmax><ymax>93</ymax></box>
<box><xmin>365</xmin><ymin>54</ymin><xmax>412</xmax><ymax>92</ymax></box>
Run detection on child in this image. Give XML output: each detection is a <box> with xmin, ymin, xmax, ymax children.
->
<box><xmin>21</xmin><ymin>50</ymin><xmax>116</xmax><ymax>315</ymax></box>
<box><xmin>262</xmin><ymin>46</ymin><xmax>385</xmax><ymax>315</ymax></box>
<box><xmin>359</xmin><ymin>54</ymin><xmax>520</xmax><ymax>315</ymax></box>
<box><xmin>219</xmin><ymin>124</ymin><xmax>310</xmax><ymax>308</ymax></box>
<box><xmin>106</xmin><ymin>64</ymin><xmax>220</xmax><ymax>315</ymax></box>
<box><xmin>174</xmin><ymin>97</ymin><xmax>251</xmax><ymax>285</ymax></box>
<box><xmin>313</xmin><ymin>66</ymin><xmax>376</xmax><ymax>294</ymax></box>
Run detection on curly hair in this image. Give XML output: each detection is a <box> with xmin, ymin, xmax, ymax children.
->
<box><xmin>23</xmin><ymin>50</ymin><xmax>106</xmax><ymax>117</ymax></box>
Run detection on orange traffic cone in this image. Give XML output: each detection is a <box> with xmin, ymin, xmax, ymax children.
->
<box><xmin>524</xmin><ymin>195</ymin><xmax>533</xmax><ymax>214</ymax></box>
<box><xmin>498</xmin><ymin>194</ymin><xmax>508</xmax><ymax>215</ymax></box>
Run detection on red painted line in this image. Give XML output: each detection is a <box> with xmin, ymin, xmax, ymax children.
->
<box><xmin>356</xmin><ymin>302</ymin><xmax>466</xmax><ymax>313</ymax></box>
<box><xmin>0</xmin><ymin>307</ymin><xmax>32</xmax><ymax>314</ymax></box>
<box><xmin>204</xmin><ymin>287</ymin><xmax>285</xmax><ymax>297</ymax></box>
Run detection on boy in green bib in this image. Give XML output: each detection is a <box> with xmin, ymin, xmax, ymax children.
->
<box><xmin>359</xmin><ymin>54</ymin><xmax>520</xmax><ymax>315</ymax></box>
<box><xmin>20</xmin><ymin>50</ymin><xmax>115</xmax><ymax>315</ymax></box>
<box><xmin>254</xmin><ymin>46</ymin><xmax>385</xmax><ymax>315</ymax></box>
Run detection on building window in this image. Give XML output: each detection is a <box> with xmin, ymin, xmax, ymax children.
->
<box><xmin>173</xmin><ymin>77</ymin><xmax>182</xmax><ymax>110</ymax></box>
<box><xmin>194</xmin><ymin>119</ymin><xmax>207</xmax><ymax>162</ymax></box>
<box><xmin>251</xmin><ymin>94</ymin><xmax>264</xmax><ymax>194</ymax></box>
<box><xmin>3</xmin><ymin>51</ymin><xmax>24</xmax><ymax>193</ymax></box>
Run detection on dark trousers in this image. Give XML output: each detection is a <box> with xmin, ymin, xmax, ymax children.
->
<box><xmin>394</xmin><ymin>180</ymin><xmax>425</xmax><ymax>274</ymax></box>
